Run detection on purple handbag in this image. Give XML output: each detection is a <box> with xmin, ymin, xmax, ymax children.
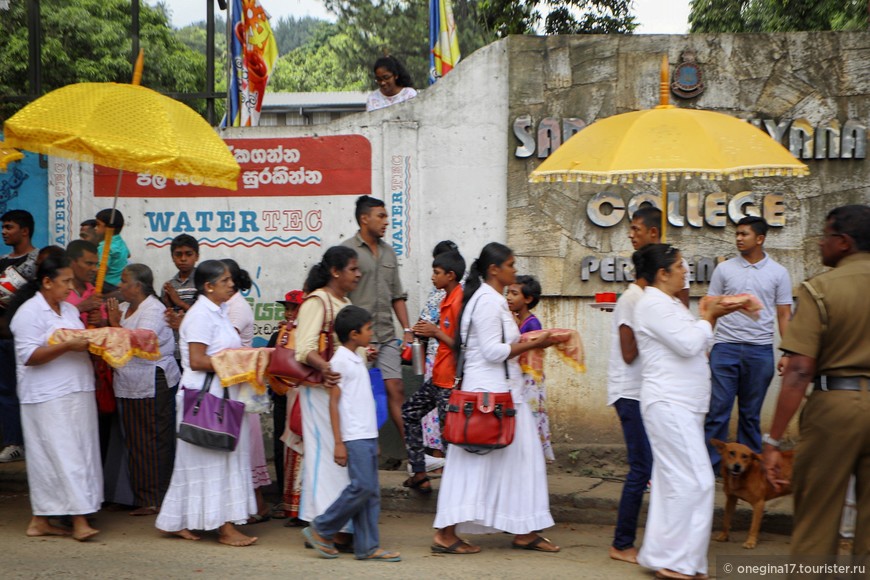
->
<box><xmin>178</xmin><ymin>373</ymin><xmax>245</xmax><ymax>452</ymax></box>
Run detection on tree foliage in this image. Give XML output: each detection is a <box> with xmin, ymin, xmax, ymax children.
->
<box><xmin>689</xmin><ymin>0</ymin><xmax>868</xmax><ymax>33</ymax></box>
<box><xmin>475</xmin><ymin>0</ymin><xmax>636</xmax><ymax>37</ymax></box>
<box><xmin>272</xmin><ymin>16</ymin><xmax>331</xmax><ymax>54</ymax></box>
<box><xmin>0</xmin><ymin>0</ymin><xmax>208</xmax><ymax>121</ymax></box>
<box><xmin>271</xmin><ymin>24</ymin><xmax>370</xmax><ymax>92</ymax></box>
<box><xmin>322</xmin><ymin>0</ymin><xmax>635</xmax><ymax>89</ymax></box>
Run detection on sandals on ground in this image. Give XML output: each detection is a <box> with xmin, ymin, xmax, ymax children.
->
<box><xmin>430</xmin><ymin>539</ymin><xmax>481</xmax><ymax>554</ymax></box>
<box><xmin>511</xmin><ymin>535</ymin><xmax>560</xmax><ymax>553</ymax></box>
<box><xmin>402</xmin><ymin>475</ymin><xmax>432</xmax><ymax>494</ymax></box>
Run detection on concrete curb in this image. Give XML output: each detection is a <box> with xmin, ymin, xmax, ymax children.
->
<box><xmin>1</xmin><ymin>460</ymin><xmax>793</xmax><ymax>537</ymax></box>
<box><xmin>379</xmin><ymin>470</ymin><xmax>794</xmax><ymax>536</ymax></box>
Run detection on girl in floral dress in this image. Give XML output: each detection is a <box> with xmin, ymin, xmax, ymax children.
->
<box><xmin>506</xmin><ymin>275</ymin><xmax>555</xmax><ymax>462</ymax></box>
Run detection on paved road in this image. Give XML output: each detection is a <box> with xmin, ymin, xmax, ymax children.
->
<box><xmin>2</xmin><ymin>490</ymin><xmax>794</xmax><ymax>579</ymax></box>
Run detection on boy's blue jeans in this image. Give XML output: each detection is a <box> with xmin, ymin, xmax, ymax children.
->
<box><xmin>313</xmin><ymin>438</ymin><xmax>380</xmax><ymax>558</ymax></box>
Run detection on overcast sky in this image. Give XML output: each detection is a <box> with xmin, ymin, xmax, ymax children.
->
<box><xmin>150</xmin><ymin>0</ymin><xmax>691</xmax><ymax>34</ymax></box>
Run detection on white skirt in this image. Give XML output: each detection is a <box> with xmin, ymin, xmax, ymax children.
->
<box><xmin>298</xmin><ymin>386</ymin><xmax>350</xmax><ymax>528</ymax></box>
<box><xmin>155</xmin><ymin>384</ymin><xmax>255</xmax><ymax>532</ymax></box>
<box><xmin>21</xmin><ymin>390</ymin><xmax>103</xmax><ymax>515</ymax></box>
<box><xmin>433</xmin><ymin>402</ymin><xmax>554</xmax><ymax>534</ymax></box>
<box><xmin>637</xmin><ymin>401</ymin><xmax>714</xmax><ymax>576</ymax></box>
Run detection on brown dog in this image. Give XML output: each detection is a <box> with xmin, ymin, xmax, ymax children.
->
<box><xmin>711</xmin><ymin>438</ymin><xmax>794</xmax><ymax>549</ymax></box>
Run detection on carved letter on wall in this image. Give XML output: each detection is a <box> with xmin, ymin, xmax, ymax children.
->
<box><xmin>587</xmin><ymin>192</ymin><xmax>626</xmax><ymax>227</ymax></box>
<box><xmin>789</xmin><ymin>118</ymin><xmax>814</xmax><ymax>159</ymax></box>
<box><xmin>727</xmin><ymin>191</ymin><xmax>760</xmax><ymax>223</ymax></box>
<box><xmin>537</xmin><ymin>117</ymin><xmax>562</xmax><ymax>158</ymax></box>
<box><xmin>580</xmin><ymin>256</ymin><xmax>600</xmax><ymax>281</ymax></box>
<box><xmin>704</xmin><ymin>192</ymin><xmax>727</xmax><ymax>227</ymax></box>
<box><xmin>513</xmin><ymin>115</ymin><xmax>535</xmax><ymax>158</ymax></box>
<box><xmin>686</xmin><ymin>191</ymin><xmax>703</xmax><ymax>227</ymax></box>
<box><xmin>763</xmin><ymin>194</ymin><xmax>785</xmax><ymax>227</ymax></box>
<box><xmin>816</xmin><ymin>120</ymin><xmax>840</xmax><ymax>159</ymax></box>
<box><xmin>841</xmin><ymin>120</ymin><xmax>867</xmax><ymax>159</ymax></box>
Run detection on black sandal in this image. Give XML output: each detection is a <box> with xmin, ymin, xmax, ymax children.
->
<box><xmin>402</xmin><ymin>475</ymin><xmax>432</xmax><ymax>494</ymax></box>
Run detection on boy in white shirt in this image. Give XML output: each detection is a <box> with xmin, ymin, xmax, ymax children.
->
<box><xmin>303</xmin><ymin>306</ymin><xmax>401</xmax><ymax>562</ymax></box>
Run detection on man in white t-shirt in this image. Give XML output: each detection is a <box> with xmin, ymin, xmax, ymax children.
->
<box><xmin>606</xmin><ymin>251</ymin><xmax>652</xmax><ymax>564</ymax></box>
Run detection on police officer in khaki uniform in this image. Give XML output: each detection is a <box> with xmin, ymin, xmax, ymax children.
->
<box><xmin>762</xmin><ymin>204</ymin><xmax>870</xmax><ymax>558</ymax></box>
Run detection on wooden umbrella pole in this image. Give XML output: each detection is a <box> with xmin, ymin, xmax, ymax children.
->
<box><xmin>95</xmin><ymin>49</ymin><xmax>143</xmax><ymax>296</ymax></box>
<box><xmin>660</xmin><ymin>174</ymin><xmax>668</xmax><ymax>243</ymax></box>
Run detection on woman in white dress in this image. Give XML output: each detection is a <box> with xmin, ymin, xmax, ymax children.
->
<box><xmin>633</xmin><ymin>244</ymin><xmax>738</xmax><ymax>579</ymax></box>
<box><xmin>8</xmin><ymin>256</ymin><xmax>101</xmax><ymax>541</ymax></box>
<box><xmin>296</xmin><ymin>246</ymin><xmax>360</xmax><ymax>549</ymax></box>
<box><xmin>366</xmin><ymin>55</ymin><xmax>418</xmax><ymax>112</ymax></box>
<box><xmin>106</xmin><ymin>264</ymin><xmax>181</xmax><ymax>516</ymax></box>
<box><xmin>155</xmin><ymin>260</ymin><xmax>257</xmax><ymax>547</ymax></box>
<box><xmin>221</xmin><ymin>258</ymin><xmax>272</xmax><ymax>524</ymax></box>
<box><xmin>432</xmin><ymin>242</ymin><xmax>557</xmax><ymax>554</ymax></box>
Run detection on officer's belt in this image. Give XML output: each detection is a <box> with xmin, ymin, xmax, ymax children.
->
<box><xmin>813</xmin><ymin>376</ymin><xmax>869</xmax><ymax>392</ymax></box>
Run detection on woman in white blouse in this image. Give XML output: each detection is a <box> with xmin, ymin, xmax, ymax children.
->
<box><xmin>221</xmin><ymin>258</ymin><xmax>272</xmax><ymax>524</ymax></box>
<box><xmin>106</xmin><ymin>264</ymin><xmax>181</xmax><ymax>516</ymax></box>
<box><xmin>633</xmin><ymin>244</ymin><xmax>738</xmax><ymax>580</ymax></box>
<box><xmin>8</xmin><ymin>256</ymin><xmax>100</xmax><ymax>541</ymax></box>
<box><xmin>155</xmin><ymin>260</ymin><xmax>257</xmax><ymax>547</ymax></box>
<box><xmin>432</xmin><ymin>242</ymin><xmax>556</xmax><ymax>555</ymax></box>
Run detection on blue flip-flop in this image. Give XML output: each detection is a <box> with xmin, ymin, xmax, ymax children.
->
<box><xmin>356</xmin><ymin>548</ymin><xmax>401</xmax><ymax>562</ymax></box>
<box><xmin>302</xmin><ymin>526</ymin><xmax>339</xmax><ymax>559</ymax></box>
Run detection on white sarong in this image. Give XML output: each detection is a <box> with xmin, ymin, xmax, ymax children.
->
<box><xmin>638</xmin><ymin>401</ymin><xmax>714</xmax><ymax>576</ymax></box>
<box><xmin>298</xmin><ymin>385</ymin><xmax>351</xmax><ymax>530</ymax></box>
<box><xmin>155</xmin><ymin>384</ymin><xmax>255</xmax><ymax>532</ymax></box>
<box><xmin>433</xmin><ymin>401</ymin><xmax>554</xmax><ymax>534</ymax></box>
<box><xmin>22</xmin><ymin>390</ymin><xmax>103</xmax><ymax>515</ymax></box>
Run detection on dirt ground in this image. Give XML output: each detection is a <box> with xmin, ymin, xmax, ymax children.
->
<box><xmin>2</xmin><ymin>490</ymin><xmax>797</xmax><ymax>580</ymax></box>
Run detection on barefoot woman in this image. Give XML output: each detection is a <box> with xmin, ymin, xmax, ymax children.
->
<box><xmin>155</xmin><ymin>260</ymin><xmax>257</xmax><ymax>546</ymax></box>
<box><xmin>8</xmin><ymin>256</ymin><xmax>100</xmax><ymax>541</ymax></box>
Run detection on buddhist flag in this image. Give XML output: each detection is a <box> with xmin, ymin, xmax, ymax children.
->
<box><xmin>225</xmin><ymin>0</ymin><xmax>279</xmax><ymax>127</ymax></box>
<box><xmin>429</xmin><ymin>0</ymin><xmax>461</xmax><ymax>84</ymax></box>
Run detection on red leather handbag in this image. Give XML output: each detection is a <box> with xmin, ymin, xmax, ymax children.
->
<box><xmin>442</xmin><ymin>300</ymin><xmax>516</xmax><ymax>455</ymax></box>
<box><xmin>442</xmin><ymin>389</ymin><xmax>516</xmax><ymax>454</ymax></box>
<box><xmin>266</xmin><ymin>295</ymin><xmax>334</xmax><ymax>391</ymax></box>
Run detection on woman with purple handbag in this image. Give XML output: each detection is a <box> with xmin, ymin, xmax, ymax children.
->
<box><xmin>155</xmin><ymin>260</ymin><xmax>257</xmax><ymax>547</ymax></box>
<box><xmin>432</xmin><ymin>243</ymin><xmax>558</xmax><ymax>555</ymax></box>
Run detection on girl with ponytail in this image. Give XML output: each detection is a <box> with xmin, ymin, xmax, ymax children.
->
<box><xmin>294</xmin><ymin>246</ymin><xmax>360</xmax><ymax>549</ymax></box>
<box><xmin>433</xmin><ymin>242</ymin><xmax>560</xmax><ymax>555</ymax></box>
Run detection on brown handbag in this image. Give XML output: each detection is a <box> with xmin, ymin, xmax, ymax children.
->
<box><xmin>266</xmin><ymin>294</ymin><xmax>334</xmax><ymax>392</ymax></box>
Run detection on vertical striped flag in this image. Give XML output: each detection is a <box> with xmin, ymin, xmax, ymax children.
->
<box><xmin>429</xmin><ymin>0</ymin><xmax>461</xmax><ymax>84</ymax></box>
<box><xmin>224</xmin><ymin>0</ymin><xmax>279</xmax><ymax>127</ymax></box>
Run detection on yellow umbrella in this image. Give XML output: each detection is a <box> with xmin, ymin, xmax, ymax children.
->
<box><xmin>529</xmin><ymin>56</ymin><xmax>809</xmax><ymax>240</ymax></box>
<box><xmin>2</xmin><ymin>52</ymin><xmax>240</xmax><ymax>292</ymax></box>
<box><xmin>0</xmin><ymin>140</ymin><xmax>24</xmax><ymax>172</ymax></box>
<box><xmin>3</xmin><ymin>85</ymin><xmax>238</xmax><ymax>191</ymax></box>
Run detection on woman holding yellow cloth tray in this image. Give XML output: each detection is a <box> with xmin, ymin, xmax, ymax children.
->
<box><xmin>106</xmin><ymin>264</ymin><xmax>181</xmax><ymax>517</ymax></box>
<box><xmin>7</xmin><ymin>256</ymin><xmax>101</xmax><ymax>541</ymax></box>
